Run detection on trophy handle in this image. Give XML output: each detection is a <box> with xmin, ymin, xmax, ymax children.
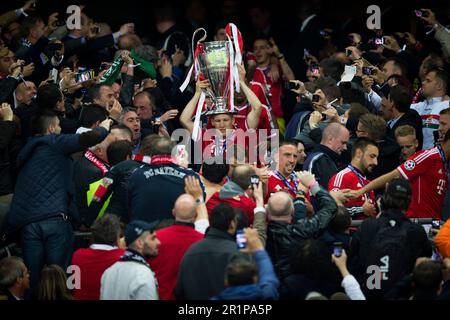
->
<box><xmin>192</xmin><ymin>28</ymin><xmax>207</xmax><ymax>60</ymax></box>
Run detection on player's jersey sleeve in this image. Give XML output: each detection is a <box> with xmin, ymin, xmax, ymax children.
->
<box><xmin>397</xmin><ymin>150</ymin><xmax>432</xmax><ymax>180</ymax></box>
<box><xmin>328</xmin><ymin>173</ymin><xmax>339</xmax><ymax>192</ymax></box>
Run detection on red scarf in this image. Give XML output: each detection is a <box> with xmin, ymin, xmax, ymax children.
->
<box><xmin>150</xmin><ymin>155</ymin><xmax>177</xmax><ymax>165</ymax></box>
<box><xmin>132</xmin><ymin>154</ymin><xmax>152</xmax><ymax>164</ymax></box>
<box><xmin>84</xmin><ymin>150</ymin><xmax>109</xmax><ymax>176</ymax></box>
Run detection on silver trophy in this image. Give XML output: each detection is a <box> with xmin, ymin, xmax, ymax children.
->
<box><xmin>197</xmin><ymin>41</ymin><xmax>235</xmax><ymax>115</ymax></box>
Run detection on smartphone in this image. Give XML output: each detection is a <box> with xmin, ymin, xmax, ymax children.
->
<box><xmin>100</xmin><ymin>62</ymin><xmax>111</xmax><ymax>71</ymax></box>
<box><xmin>362</xmin><ymin>67</ymin><xmax>373</xmax><ymax>76</ymax></box>
<box><xmin>312</xmin><ymin>94</ymin><xmax>320</xmax><ymax>103</ymax></box>
<box><xmin>310</xmin><ymin>64</ymin><xmax>320</xmax><ymax>77</ymax></box>
<box><xmin>75</xmin><ymin>70</ymin><xmax>94</xmax><ymax>83</ymax></box>
<box><xmin>49</xmin><ymin>68</ymin><xmax>58</xmax><ymax>83</ymax></box>
<box><xmin>374</xmin><ymin>37</ymin><xmax>384</xmax><ymax>45</ymax></box>
<box><xmin>333</xmin><ymin>242</ymin><xmax>343</xmax><ymax>257</ymax></box>
<box><xmin>55</xmin><ymin>20</ymin><xmax>66</xmax><ymax>27</ymax></box>
<box><xmin>236</xmin><ymin>230</ymin><xmax>247</xmax><ymax>249</ymax></box>
<box><xmin>250</xmin><ymin>175</ymin><xmax>260</xmax><ymax>186</ymax></box>
<box><xmin>287</xmin><ymin>82</ymin><xmax>300</xmax><ymax>90</ymax></box>
<box><xmin>432</xmin><ymin>219</ymin><xmax>441</xmax><ymax>230</ymax></box>
<box><xmin>414</xmin><ymin>9</ymin><xmax>428</xmax><ymax>18</ymax></box>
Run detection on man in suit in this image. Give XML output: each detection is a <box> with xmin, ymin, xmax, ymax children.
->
<box><xmin>381</xmin><ymin>85</ymin><xmax>423</xmax><ymax>150</ymax></box>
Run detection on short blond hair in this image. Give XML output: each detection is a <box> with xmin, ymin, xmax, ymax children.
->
<box><xmin>395</xmin><ymin>125</ymin><xmax>416</xmax><ymax>139</ymax></box>
<box><xmin>358</xmin><ymin>114</ymin><xmax>386</xmax><ymax>141</ymax></box>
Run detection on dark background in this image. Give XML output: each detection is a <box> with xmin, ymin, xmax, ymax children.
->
<box><xmin>3</xmin><ymin>0</ymin><xmax>450</xmax><ymax>49</ymax></box>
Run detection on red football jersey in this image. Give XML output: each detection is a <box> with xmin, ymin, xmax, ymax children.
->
<box><xmin>251</xmin><ymin>66</ymin><xmax>284</xmax><ymax>118</ymax></box>
<box><xmin>397</xmin><ymin>146</ymin><xmax>448</xmax><ymax>219</ymax></box>
<box><xmin>328</xmin><ymin>166</ymin><xmax>376</xmax><ymax>220</ymax></box>
<box><xmin>266</xmin><ymin>170</ymin><xmax>300</xmax><ymax>201</ymax></box>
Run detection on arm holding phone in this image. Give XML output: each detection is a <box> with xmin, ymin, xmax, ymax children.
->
<box><xmin>420</xmin><ymin>9</ymin><xmax>450</xmax><ymax>58</ymax></box>
<box><xmin>332</xmin><ymin>249</ymin><xmax>366</xmax><ymax>300</ymax></box>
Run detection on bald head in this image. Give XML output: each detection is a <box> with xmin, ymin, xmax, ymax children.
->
<box><xmin>231</xmin><ymin>164</ymin><xmax>256</xmax><ymax>191</ymax></box>
<box><xmin>15</xmin><ymin>81</ymin><xmax>37</xmax><ymax>105</ymax></box>
<box><xmin>173</xmin><ymin>194</ymin><xmax>197</xmax><ymax>222</ymax></box>
<box><xmin>321</xmin><ymin>123</ymin><xmax>349</xmax><ymax>155</ymax></box>
<box><xmin>267</xmin><ymin>192</ymin><xmax>294</xmax><ymax>218</ymax></box>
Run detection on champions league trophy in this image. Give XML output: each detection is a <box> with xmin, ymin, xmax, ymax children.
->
<box><xmin>197</xmin><ymin>41</ymin><xmax>234</xmax><ymax>115</ymax></box>
<box><xmin>179</xmin><ymin>25</ymin><xmax>243</xmax><ymax>141</ymax></box>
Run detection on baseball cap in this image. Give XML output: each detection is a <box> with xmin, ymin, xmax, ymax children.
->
<box><xmin>124</xmin><ymin>220</ymin><xmax>159</xmax><ymax>246</ymax></box>
<box><xmin>385</xmin><ymin>178</ymin><xmax>411</xmax><ymax>200</ymax></box>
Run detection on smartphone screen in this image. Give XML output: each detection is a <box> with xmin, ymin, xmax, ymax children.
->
<box><xmin>236</xmin><ymin>230</ymin><xmax>247</xmax><ymax>249</ymax></box>
<box><xmin>333</xmin><ymin>242</ymin><xmax>343</xmax><ymax>257</ymax></box>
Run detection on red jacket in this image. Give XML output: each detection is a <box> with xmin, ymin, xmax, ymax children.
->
<box><xmin>148</xmin><ymin>223</ymin><xmax>204</xmax><ymax>300</ymax></box>
<box><xmin>71</xmin><ymin>246</ymin><xmax>125</xmax><ymax>300</ymax></box>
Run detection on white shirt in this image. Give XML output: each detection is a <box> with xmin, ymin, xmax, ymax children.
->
<box><xmin>100</xmin><ymin>261</ymin><xmax>158</xmax><ymax>300</ymax></box>
<box><xmin>76</xmin><ymin>127</ymin><xmax>92</xmax><ymax>134</ymax></box>
<box><xmin>411</xmin><ymin>97</ymin><xmax>449</xmax><ymax>149</ymax></box>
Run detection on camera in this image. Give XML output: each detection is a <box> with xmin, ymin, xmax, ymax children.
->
<box><xmin>362</xmin><ymin>67</ymin><xmax>373</xmax><ymax>76</ymax></box>
<box><xmin>333</xmin><ymin>242</ymin><xmax>343</xmax><ymax>257</ymax></box>
<box><xmin>236</xmin><ymin>230</ymin><xmax>247</xmax><ymax>249</ymax></box>
<box><xmin>374</xmin><ymin>37</ymin><xmax>384</xmax><ymax>45</ymax></box>
<box><xmin>250</xmin><ymin>175</ymin><xmax>260</xmax><ymax>186</ymax></box>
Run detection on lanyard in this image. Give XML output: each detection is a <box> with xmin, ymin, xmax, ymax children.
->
<box><xmin>216</xmin><ymin>132</ymin><xmax>235</xmax><ymax>156</ymax></box>
<box><xmin>347</xmin><ymin>165</ymin><xmax>372</xmax><ymax>201</ymax></box>
<box><xmin>437</xmin><ymin>145</ymin><xmax>449</xmax><ymax>179</ymax></box>
<box><xmin>274</xmin><ymin>170</ymin><xmax>299</xmax><ymax>195</ymax></box>
<box><xmin>84</xmin><ymin>150</ymin><xmax>109</xmax><ymax>176</ymax></box>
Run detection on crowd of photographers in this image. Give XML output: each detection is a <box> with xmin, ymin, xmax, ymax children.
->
<box><xmin>0</xmin><ymin>0</ymin><xmax>450</xmax><ymax>301</ymax></box>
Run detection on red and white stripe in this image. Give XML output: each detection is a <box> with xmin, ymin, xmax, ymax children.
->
<box><xmin>414</xmin><ymin>147</ymin><xmax>439</xmax><ymax>164</ymax></box>
<box><xmin>333</xmin><ymin>168</ymin><xmax>351</xmax><ymax>188</ymax></box>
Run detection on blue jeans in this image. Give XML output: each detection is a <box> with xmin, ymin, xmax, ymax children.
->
<box><xmin>21</xmin><ymin>215</ymin><xmax>74</xmax><ymax>289</ymax></box>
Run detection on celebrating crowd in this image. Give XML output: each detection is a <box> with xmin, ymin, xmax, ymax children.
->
<box><xmin>1</xmin><ymin>0</ymin><xmax>450</xmax><ymax>301</ymax></box>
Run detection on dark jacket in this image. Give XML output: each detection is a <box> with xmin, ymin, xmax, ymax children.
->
<box><xmin>175</xmin><ymin>227</ymin><xmax>239</xmax><ymax>300</ymax></box>
<box><xmin>73</xmin><ymin>152</ymin><xmax>109</xmax><ymax>227</ymax></box>
<box><xmin>348</xmin><ymin>209</ymin><xmax>432</xmax><ymax>299</ymax></box>
<box><xmin>266</xmin><ymin>188</ymin><xmax>337</xmax><ymax>281</ymax></box>
<box><xmin>388</xmin><ymin>109</ymin><xmax>423</xmax><ymax>150</ymax></box>
<box><xmin>127</xmin><ymin>163</ymin><xmax>203</xmax><ymax>223</ymax></box>
<box><xmin>367</xmin><ymin>137</ymin><xmax>400</xmax><ymax>182</ymax></box>
<box><xmin>280</xmin><ymin>273</ymin><xmax>341</xmax><ymax>300</ymax></box>
<box><xmin>6</xmin><ymin>128</ymin><xmax>108</xmax><ymax>232</ymax></box>
<box><xmin>0</xmin><ymin>120</ymin><xmax>21</xmax><ymax>196</ymax></box>
<box><xmin>303</xmin><ymin>144</ymin><xmax>342</xmax><ymax>188</ymax></box>
<box><xmin>211</xmin><ymin>250</ymin><xmax>279</xmax><ymax>300</ymax></box>
<box><xmin>104</xmin><ymin>159</ymin><xmax>141</xmax><ymax>222</ymax></box>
